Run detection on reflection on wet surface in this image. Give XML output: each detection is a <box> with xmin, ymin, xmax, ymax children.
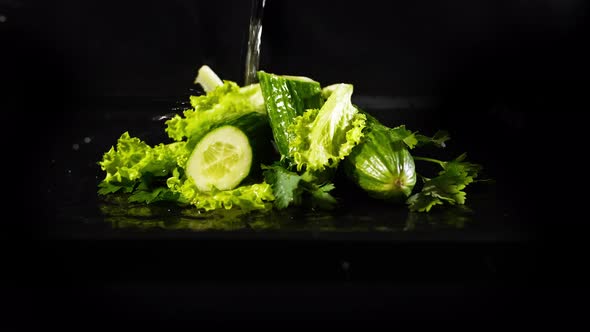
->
<box><xmin>96</xmin><ymin>193</ymin><xmax>475</xmax><ymax>233</ymax></box>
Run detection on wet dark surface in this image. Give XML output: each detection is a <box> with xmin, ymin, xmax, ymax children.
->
<box><xmin>6</xmin><ymin>98</ymin><xmax>556</xmax><ymax>326</ymax></box>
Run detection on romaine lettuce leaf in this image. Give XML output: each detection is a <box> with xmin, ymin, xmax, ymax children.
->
<box><xmin>289</xmin><ymin>83</ymin><xmax>366</xmax><ymax>172</ymax></box>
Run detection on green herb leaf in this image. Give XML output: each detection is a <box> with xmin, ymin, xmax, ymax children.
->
<box><xmin>308</xmin><ymin>183</ymin><xmax>337</xmax><ymax>210</ymax></box>
<box><xmin>128</xmin><ymin>187</ymin><xmax>180</xmax><ymax>204</ymax></box>
<box><xmin>389</xmin><ymin>125</ymin><xmax>418</xmax><ymax>149</ymax></box>
<box><xmin>262</xmin><ymin>163</ymin><xmax>336</xmax><ymax>210</ymax></box>
<box><xmin>407</xmin><ymin>153</ymin><xmax>482</xmax><ymax>212</ymax></box>
<box><xmin>262</xmin><ymin>164</ymin><xmax>303</xmax><ymax>209</ymax></box>
<box><xmin>98</xmin><ymin>180</ymin><xmax>133</xmax><ymax>195</ymax></box>
<box><xmin>415</xmin><ymin>130</ymin><xmax>451</xmax><ymax>148</ymax></box>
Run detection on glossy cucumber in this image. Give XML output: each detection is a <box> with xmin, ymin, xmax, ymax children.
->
<box><xmin>257</xmin><ymin>71</ymin><xmax>322</xmax><ymax>156</ymax></box>
<box><xmin>344</xmin><ymin>117</ymin><xmax>417</xmax><ymax>201</ymax></box>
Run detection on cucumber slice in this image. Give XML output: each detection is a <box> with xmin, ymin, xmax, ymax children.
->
<box><xmin>186</xmin><ymin>125</ymin><xmax>253</xmax><ymax>192</ymax></box>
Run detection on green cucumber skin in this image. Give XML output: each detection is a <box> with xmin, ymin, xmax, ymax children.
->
<box><xmin>224</xmin><ymin>112</ymin><xmax>269</xmax><ymax>138</ymax></box>
<box><xmin>285</xmin><ymin>79</ymin><xmax>323</xmax><ymax>110</ymax></box>
<box><xmin>344</xmin><ymin>121</ymin><xmax>417</xmax><ymax>201</ymax></box>
<box><xmin>257</xmin><ymin>71</ymin><xmax>322</xmax><ymax>156</ymax></box>
<box><xmin>224</xmin><ymin>112</ymin><xmax>275</xmax><ymax>179</ymax></box>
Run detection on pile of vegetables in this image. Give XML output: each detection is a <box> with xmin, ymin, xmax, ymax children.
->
<box><xmin>98</xmin><ymin>65</ymin><xmax>482</xmax><ymax>214</ymax></box>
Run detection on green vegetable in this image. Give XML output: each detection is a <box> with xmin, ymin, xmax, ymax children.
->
<box><xmin>98</xmin><ymin>66</ymin><xmax>276</xmax><ymax>212</ymax></box>
<box><xmin>343</xmin><ymin>112</ymin><xmax>481</xmax><ymax>211</ymax></box>
<box><xmin>289</xmin><ymin>83</ymin><xmax>366</xmax><ymax>172</ymax></box>
<box><xmin>261</xmin><ymin>163</ymin><xmax>303</xmax><ymax>209</ymax></box>
<box><xmin>343</xmin><ymin>118</ymin><xmax>417</xmax><ymax>202</ymax></box>
<box><xmin>165</xmin><ymin>80</ymin><xmax>265</xmax><ymax>152</ymax></box>
<box><xmin>194</xmin><ymin>64</ymin><xmax>224</xmax><ymax>92</ymax></box>
<box><xmin>183</xmin><ymin>111</ymin><xmax>274</xmax><ymax>191</ymax></box>
<box><xmin>97</xmin><ymin>64</ymin><xmax>485</xmax><ymax>215</ymax></box>
<box><xmin>166</xmin><ymin>168</ymin><xmax>275</xmax><ymax>211</ymax></box>
<box><xmin>407</xmin><ymin>153</ymin><xmax>482</xmax><ymax>212</ymax></box>
<box><xmin>98</xmin><ymin>132</ymin><xmax>186</xmax><ymax>196</ymax></box>
<box><xmin>415</xmin><ymin>130</ymin><xmax>450</xmax><ymax>148</ymax></box>
<box><xmin>262</xmin><ymin>163</ymin><xmax>337</xmax><ymax>210</ymax></box>
<box><xmin>98</xmin><ymin>126</ymin><xmax>275</xmax><ymax>211</ymax></box>
<box><xmin>257</xmin><ymin>71</ymin><xmax>323</xmax><ymax>156</ymax></box>
<box><xmin>163</xmin><ymin>106</ymin><xmax>276</xmax><ymax>211</ymax></box>
<box><xmin>186</xmin><ymin>125</ymin><xmax>253</xmax><ymax>192</ymax></box>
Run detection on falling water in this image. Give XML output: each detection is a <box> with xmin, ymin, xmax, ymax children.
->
<box><xmin>243</xmin><ymin>0</ymin><xmax>266</xmax><ymax>85</ymax></box>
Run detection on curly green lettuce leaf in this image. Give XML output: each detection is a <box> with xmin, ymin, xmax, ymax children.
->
<box><xmin>127</xmin><ymin>175</ymin><xmax>181</xmax><ymax>204</ymax></box>
<box><xmin>165</xmin><ymin>81</ymin><xmax>265</xmax><ymax>148</ymax></box>
<box><xmin>98</xmin><ymin>132</ymin><xmax>187</xmax><ymax>192</ymax></box>
<box><xmin>407</xmin><ymin>153</ymin><xmax>482</xmax><ymax>212</ymax></box>
<box><xmin>289</xmin><ymin>84</ymin><xmax>366</xmax><ymax>172</ymax></box>
<box><xmin>166</xmin><ymin>168</ymin><xmax>274</xmax><ymax>212</ymax></box>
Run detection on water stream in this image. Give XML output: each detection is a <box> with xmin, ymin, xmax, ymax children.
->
<box><xmin>243</xmin><ymin>0</ymin><xmax>266</xmax><ymax>85</ymax></box>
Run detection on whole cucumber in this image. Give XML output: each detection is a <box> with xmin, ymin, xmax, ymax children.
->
<box><xmin>343</xmin><ymin>116</ymin><xmax>417</xmax><ymax>202</ymax></box>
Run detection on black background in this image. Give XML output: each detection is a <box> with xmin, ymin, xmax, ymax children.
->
<box><xmin>2</xmin><ymin>0</ymin><xmax>589</xmax><ymax>327</ymax></box>
<box><xmin>4</xmin><ymin>0</ymin><xmax>588</xmax><ymax>102</ymax></box>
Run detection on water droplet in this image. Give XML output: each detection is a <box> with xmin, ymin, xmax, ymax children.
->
<box><xmin>341</xmin><ymin>261</ymin><xmax>350</xmax><ymax>271</ymax></box>
<box><xmin>67</xmin><ymin>170</ymin><xmax>72</xmax><ymax>174</ymax></box>
<box><xmin>72</xmin><ymin>143</ymin><xmax>80</xmax><ymax>150</ymax></box>
<box><xmin>0</xmin><ymin>15</ymin><xmax>6</xmax><ymax>23</ymax></box>
<box><xmin>83</xmin><ymin>137</ymin><xmax>92</xmax><ymax>143</ymax></box>
<box><xmin>152</xmin><ymin>113</ymin><xmax>177</xmax><ymax>121</ymax></box>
